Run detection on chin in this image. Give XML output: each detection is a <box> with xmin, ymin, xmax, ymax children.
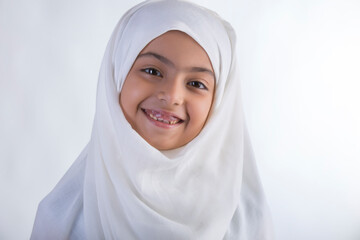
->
<box><xmin>150</xmin><ymin>142</ymin><xmax>176</xmax><ymax>151</ymax></box>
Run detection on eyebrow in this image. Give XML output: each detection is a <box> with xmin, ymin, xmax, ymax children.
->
<box><xmin>137</xmin><ymin>51</ymin><xmax>215</xmax><ymax>79</ymax></box>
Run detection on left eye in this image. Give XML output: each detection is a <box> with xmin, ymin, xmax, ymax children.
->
<box><xmin>142</xmin><ymin>68</ymin><xmax>162</xmax><ymax>77</ymax></box>
<box><xmin>187</xmin><ymin>81</ymin><xmax>207</xmax><ymax>90</ymax></box>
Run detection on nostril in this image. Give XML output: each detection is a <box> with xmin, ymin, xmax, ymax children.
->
<box><xmin>157</xmin><ymin>91</ymin><xmax>167</xmax><ymax>101</ymax></box>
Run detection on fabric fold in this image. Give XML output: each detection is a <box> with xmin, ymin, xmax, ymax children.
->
<box><xmin>31</xmin><ymin>1</ymin><xmax>273</xmax><ymax>239</ymax></box>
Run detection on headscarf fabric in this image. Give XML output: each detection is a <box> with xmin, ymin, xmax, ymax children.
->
<box><xmin>31</xmin><ymin>1</ymin><xmax>273</xmax><ymax>239</ymax></box>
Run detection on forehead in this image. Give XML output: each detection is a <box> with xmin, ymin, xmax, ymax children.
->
<box><xmin>138</xmin><ymin>31</ymin><xmax>214</xmax><ymax>71</ymax></box>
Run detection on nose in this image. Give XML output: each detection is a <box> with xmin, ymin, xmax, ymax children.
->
<box><xmin>156</xmin><ymin>77</ymin><xmax>184</xmax><ymax>106</ymax></box>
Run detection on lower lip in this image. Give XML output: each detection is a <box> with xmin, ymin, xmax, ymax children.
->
<box><xmin>142</xmin><ymin>110</ymin><xmax>182</xmax><ymax>129</ymax></box>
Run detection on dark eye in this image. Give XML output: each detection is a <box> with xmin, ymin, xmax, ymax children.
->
<box><xmin>187</xmin><ymin>81</ymin><xmax>207</xmax><ymax>90</ymax></box>
<box><xmin>142</xmin><ymin>68</ymin><xmax>162</xmax><ymax>77</ymax></box>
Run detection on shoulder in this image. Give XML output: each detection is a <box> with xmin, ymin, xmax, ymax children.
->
<box><xmin>31</xmin><ymin>153</ymin><xmax>87</xmax><ymax>239</ymax></box>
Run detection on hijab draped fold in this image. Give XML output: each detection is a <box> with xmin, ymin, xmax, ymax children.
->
<box><xmin>31</xmin><ymin>1</ymin><xmax>273</xmax><ymax>239</ymax></box>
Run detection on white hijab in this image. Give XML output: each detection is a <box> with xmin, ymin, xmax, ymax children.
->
<box><xmin>31</xmin><ymin>0</ymin><xmax>273</xmax><ymax>239</ymax></box>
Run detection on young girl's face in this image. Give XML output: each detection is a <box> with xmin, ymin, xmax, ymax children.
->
<box><xmin>120</xmin><ymin>31</ymin><xmax>215</xmax><ymax>150</ymax></box>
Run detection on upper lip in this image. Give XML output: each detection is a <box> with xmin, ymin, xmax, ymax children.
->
<box><xmin>141</xmin><ymin>108</ymin><xmax>185</xmax><ymax>122</ymax></box>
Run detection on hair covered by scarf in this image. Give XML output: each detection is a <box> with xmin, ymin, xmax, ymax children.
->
<box><xmin>31</xmin><ymin>1</ymin><xmax>273</xmax><ymax>239</ymax></box>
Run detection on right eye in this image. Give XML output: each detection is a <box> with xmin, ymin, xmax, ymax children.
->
<box><xmin>142</xmin><ymin>68</ymin><xmax>163</xmax><ymax>77</ymax></box>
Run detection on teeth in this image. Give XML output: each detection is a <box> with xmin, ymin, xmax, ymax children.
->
<box><xmin>148</xmin><ymin>112</ymin><xmax>179</xmax><ymax>125</ymax></box>
<box><xmin>149</xmin><ymin>113</ymin><xmax>157</xmax><ymax>121</ymax></box>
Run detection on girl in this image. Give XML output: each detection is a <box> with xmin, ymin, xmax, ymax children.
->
<box><xmin>31</xmin><ymin>0</ymin><xmax>273</xmax><ymax>239</ymax></box>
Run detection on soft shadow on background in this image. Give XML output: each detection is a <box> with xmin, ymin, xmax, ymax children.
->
<box><xmin>1</xmin><ymin>0</ymin><xmax>359</xmax><ymax>239</ymax></box>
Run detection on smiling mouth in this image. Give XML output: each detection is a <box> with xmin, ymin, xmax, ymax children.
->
<box><xmin>141</xmin><ymin>108</ymin><xmax>184</xmax><ymax>125</ymax></box>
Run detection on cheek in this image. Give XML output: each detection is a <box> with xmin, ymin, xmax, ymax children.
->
<box><xmin>189</xmin><ymin>96</ymin><xmax>213</xmax><ymax>128</ymax></box>
<box><xmin>120</xmin><ymin>84</ymin><xmax>138</xmax><ymax>123</ymax></box>
<box><xmin>120</xmin><ymin>77</ymin><xmax>148</xmax><ymax>114</ymax></box>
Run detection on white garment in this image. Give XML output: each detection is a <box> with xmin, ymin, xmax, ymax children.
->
<box><xmin>31</xmin><ymin>0</ymin><xmax>273</xmax><ymax>239</ymax></box>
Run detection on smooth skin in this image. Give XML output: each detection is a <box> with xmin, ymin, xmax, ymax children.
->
<box><xmin>120</xmin><ymin>30</ymin><xmax>215</xmax><ymax>150</ymax></box>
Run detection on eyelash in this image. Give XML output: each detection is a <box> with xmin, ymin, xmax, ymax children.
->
<box><xmin>141</xmin><ymin>67</ymin><xmax>208</xmax><ymax>90</ymax></box>
<box><xmin>187</xmin><ymin>81</ymin><xmax>208</xmax><ymax>90</ymax></box>
<box><xmin>142</xmin><ymin>68</ymin><xmax>163</xmax><ymax>77</ymax></box>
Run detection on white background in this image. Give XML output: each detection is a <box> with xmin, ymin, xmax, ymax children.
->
<box><xmin>1</xmin><ymin>0</ymin><xmax>359</xmax><ymax>239</ymax></box>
